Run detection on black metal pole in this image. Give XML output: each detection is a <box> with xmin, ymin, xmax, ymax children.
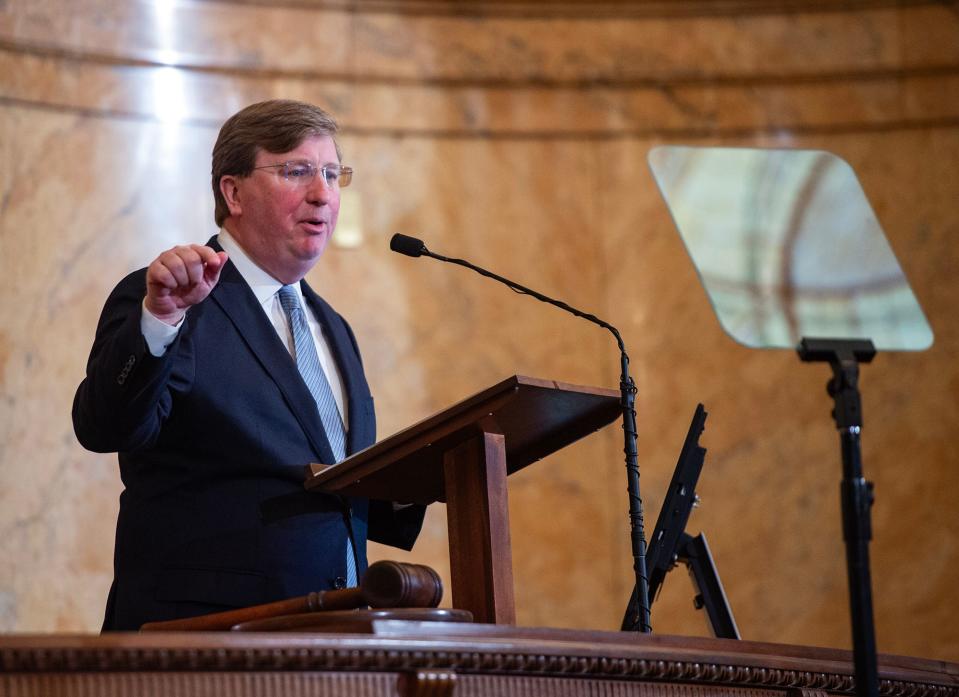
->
<box><xmin>836</xmin><ymin>373</ymin><xmax>880</xmax><ymax>697</ymax></box>
<box><xmin>799</xmin><ymin>338</ymin><xmax>879</xmax><ymax>697</ymax></box>
<box><xmin>619</xmin><ymin>353</ymin><xmax>652</xmax><ymax>633</ymax></box>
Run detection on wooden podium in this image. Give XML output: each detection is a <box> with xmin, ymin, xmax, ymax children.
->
<box><xmin>305</xmin><ymin>375</ymin><xmax>622</xmax><ymax>624</ymax></box>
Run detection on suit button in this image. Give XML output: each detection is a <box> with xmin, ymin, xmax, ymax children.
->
<box><xmin>117</xmin><ymin>355</ymin><xmax>137</xmax><ymax>385</ymax></box>
<box><xmin>332</xmin><ymin>576</ymin><xmax>347</xmax><ymax>590</ymax></box>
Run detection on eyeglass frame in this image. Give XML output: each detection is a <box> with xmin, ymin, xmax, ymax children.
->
<box><xmin>251</xmin><ymin>160</ymin><xmax>353</xmax><ymax>189</ymax></box>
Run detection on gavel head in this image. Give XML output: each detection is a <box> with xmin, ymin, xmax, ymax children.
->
<box><xmin>362</xmin><ymin>560</ymin><xmax>443</xmax><ymax>609</ymax></box>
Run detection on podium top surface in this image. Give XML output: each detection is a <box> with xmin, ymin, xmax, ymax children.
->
<box><xmin>305</xmin><ymin>375</ymin><xmax>621</xmax><ymax>504</ymax></box>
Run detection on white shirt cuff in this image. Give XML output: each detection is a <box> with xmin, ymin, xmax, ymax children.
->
<box><xmin>140</xmin><ymin>300</ymin><xmax>184</xmax><ymax>357</ymax></box>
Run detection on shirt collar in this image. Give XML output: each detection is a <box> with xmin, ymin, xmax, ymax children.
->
<box><xmin>217</xmin><ymin>227</ymin><xmax>302</xmax><ymax>306</ymax></box>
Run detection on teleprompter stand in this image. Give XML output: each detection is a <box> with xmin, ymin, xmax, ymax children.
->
<box><xmin>798</xmin><ymin>337</ymin><xmax>878</xmax><ymax>697</ymax></box>
<box><xmin>647</xmin><ymin>145</ymin><xmax>934</xmax><ymax>696</ymax></box>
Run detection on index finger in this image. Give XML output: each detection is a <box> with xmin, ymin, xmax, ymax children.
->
<box><xmin>189</xmin><ymin>244</ymin><xmax>223</xmax><ymax>266</ymax></box>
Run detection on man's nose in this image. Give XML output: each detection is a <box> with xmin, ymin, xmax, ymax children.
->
<box><xmin>305</xmin><ymin>174</ymin><xmax>334</xmax><ymax>203</ymax></box>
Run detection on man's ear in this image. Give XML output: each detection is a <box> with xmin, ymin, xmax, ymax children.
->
<box><xmin>220</xmin><ymin>175</ymin><xmax>242</xmax><ymax>217</ymax></box>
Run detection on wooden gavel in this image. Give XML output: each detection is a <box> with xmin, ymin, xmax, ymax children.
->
<box><xmin>140</xmin><ymin>560</ymin><xmax>442</xmax><ymax>631</ymax></box>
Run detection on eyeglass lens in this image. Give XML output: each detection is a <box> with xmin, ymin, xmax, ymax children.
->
<box><xmin>279</xmin><ymin>161</ymin><xmax>351</xmax><ymax>188</ymax></box>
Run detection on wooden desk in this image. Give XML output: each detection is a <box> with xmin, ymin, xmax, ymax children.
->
<box><xmin>2</xmin><ymin>626</ymin><xmax>956</xmax><ymax>697</ymax></box>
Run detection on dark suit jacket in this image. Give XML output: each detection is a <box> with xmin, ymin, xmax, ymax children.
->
<box><xmin>73</xmin><ymin>238</ymin><xmax>424</xmax><ymax>631</ymax></box>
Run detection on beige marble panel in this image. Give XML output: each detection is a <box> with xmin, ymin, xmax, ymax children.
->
<box><xmin>3</xmin><ymin>47</ymin><xmax>957</xmax><ymax>139</ymax></box>
<box><xmin>356</xmin><ymin>2</ymin><xmax>959</xmax><ymax>81</ymax></box>
<box><xmin>3</xmin><ymin>1</ymin><xmax>959</xmax><ymax>79</ymax></box>
<box><xmin>354</xmin><ymin>9</ymin><xmax>925</xmax><ymax>81</ymax></box>
<box><xmin>0</xmin><ymin>104</ymin><xmax>223</xmax><ymax>631</ymax></box>
<box><xmin>0</xmin><ymin>0</ymin><xmax>353</xmax><ymax>72</ymax></box>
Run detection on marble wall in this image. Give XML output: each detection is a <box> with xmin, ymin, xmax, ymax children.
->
<box><xmin>0</xmin><ymin>0</ymin><xmax>957</xmax><ymax>660</ymax></box>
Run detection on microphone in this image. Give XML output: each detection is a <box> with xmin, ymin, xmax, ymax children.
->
<box><xmin>389</xmin><ymin>232</ymin><xmax>653</xmax><ymax>634</ymax></box>
<box><xmin>389</xmin><ymin>233</ymin><xmax>426</xmax><ymax>258</ymax></box>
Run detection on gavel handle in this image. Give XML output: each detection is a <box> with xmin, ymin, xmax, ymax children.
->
<box><xmin>140</xmin><ymin>587</ymin><xmax>364</xmax><ymax>631</ymax></box>
<box><xmin>140</xmin><ymin>561</ymin><xmax>441</xmax><ymax>631</ymax></box>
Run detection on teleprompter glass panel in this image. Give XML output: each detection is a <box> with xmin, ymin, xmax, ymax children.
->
<box><xmin>647</xmin><ymin>146</ymin><xmax>933</xmax><ymax>351</ymax></box>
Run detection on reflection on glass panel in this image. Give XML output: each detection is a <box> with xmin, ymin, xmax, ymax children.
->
<box><xmin>648</xmin><ymin>146</ymin><xmax>933</xmax><ymax>351</ymax></box>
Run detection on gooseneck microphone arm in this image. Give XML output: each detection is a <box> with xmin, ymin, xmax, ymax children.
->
<box><xmin>390</xmin><ymin>233</ymin><xmax>652</xmax><ymax>633</ymax></box>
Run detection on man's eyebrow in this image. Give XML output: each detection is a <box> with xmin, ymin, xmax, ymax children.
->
<box><xmin>290</xmin><ymin>158</ymin><xmax>339</xmax><ymax>166</ymax></box>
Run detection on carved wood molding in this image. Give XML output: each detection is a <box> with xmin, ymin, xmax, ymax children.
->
<box><xmin>787</xmin><ymin>688</ymin><xmax>832</xmax><ymax>697</ymax></box>
<box><xmin>398</xmin><ymin>670</ymin><xmax>458</xmax><ymax>697</ymax></box>
<box><xmin>1</xmin><ymin>641</ymin><xmax>955</xmax><ymax>697</ymax></box>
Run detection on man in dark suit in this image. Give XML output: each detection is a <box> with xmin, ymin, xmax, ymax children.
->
<box><xmin>73</xmin><ymin>100</ymin><xmax>424</xmax><ymax>631</ymax></box>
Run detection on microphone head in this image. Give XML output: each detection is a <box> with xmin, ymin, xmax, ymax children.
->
<box><xmin>390</xmin><ymin>233</ymin><xmax>426</xmax><ymax>258</ymax></box>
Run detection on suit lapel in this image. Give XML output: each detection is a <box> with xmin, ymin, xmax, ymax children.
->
<box><xmin>207</xmin><ymin>240</ymin><xmax>338</xmax><ymax>465</ymax></box>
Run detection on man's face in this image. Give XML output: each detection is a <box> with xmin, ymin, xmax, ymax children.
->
<box><xmin>222</xmin><ymin>134</ymin><xmax>341</xmax><ymax>284</ymax></box>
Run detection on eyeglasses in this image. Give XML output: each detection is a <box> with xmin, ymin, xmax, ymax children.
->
<box><xmin>252</xmin><ymin>160</ymin><xmax>353</xmax><ymax>188</ymax></box>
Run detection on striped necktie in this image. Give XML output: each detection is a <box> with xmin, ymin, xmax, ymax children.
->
<box><xmin>277</xmin><ymin>284</ymin><xmax>356</xmax><ymax>586</ymax></box>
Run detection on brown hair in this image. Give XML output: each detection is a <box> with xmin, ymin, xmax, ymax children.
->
<box><xmin>211</xmin><ymin>100</ymin><xmax>342</xmax><ymax>226</ymax></box>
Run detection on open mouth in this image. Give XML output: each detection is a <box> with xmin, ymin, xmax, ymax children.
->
<box><xmin>301</xmin><ymin>219</ymin><xmax>326</xmax><ymax>231</ymax></box>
